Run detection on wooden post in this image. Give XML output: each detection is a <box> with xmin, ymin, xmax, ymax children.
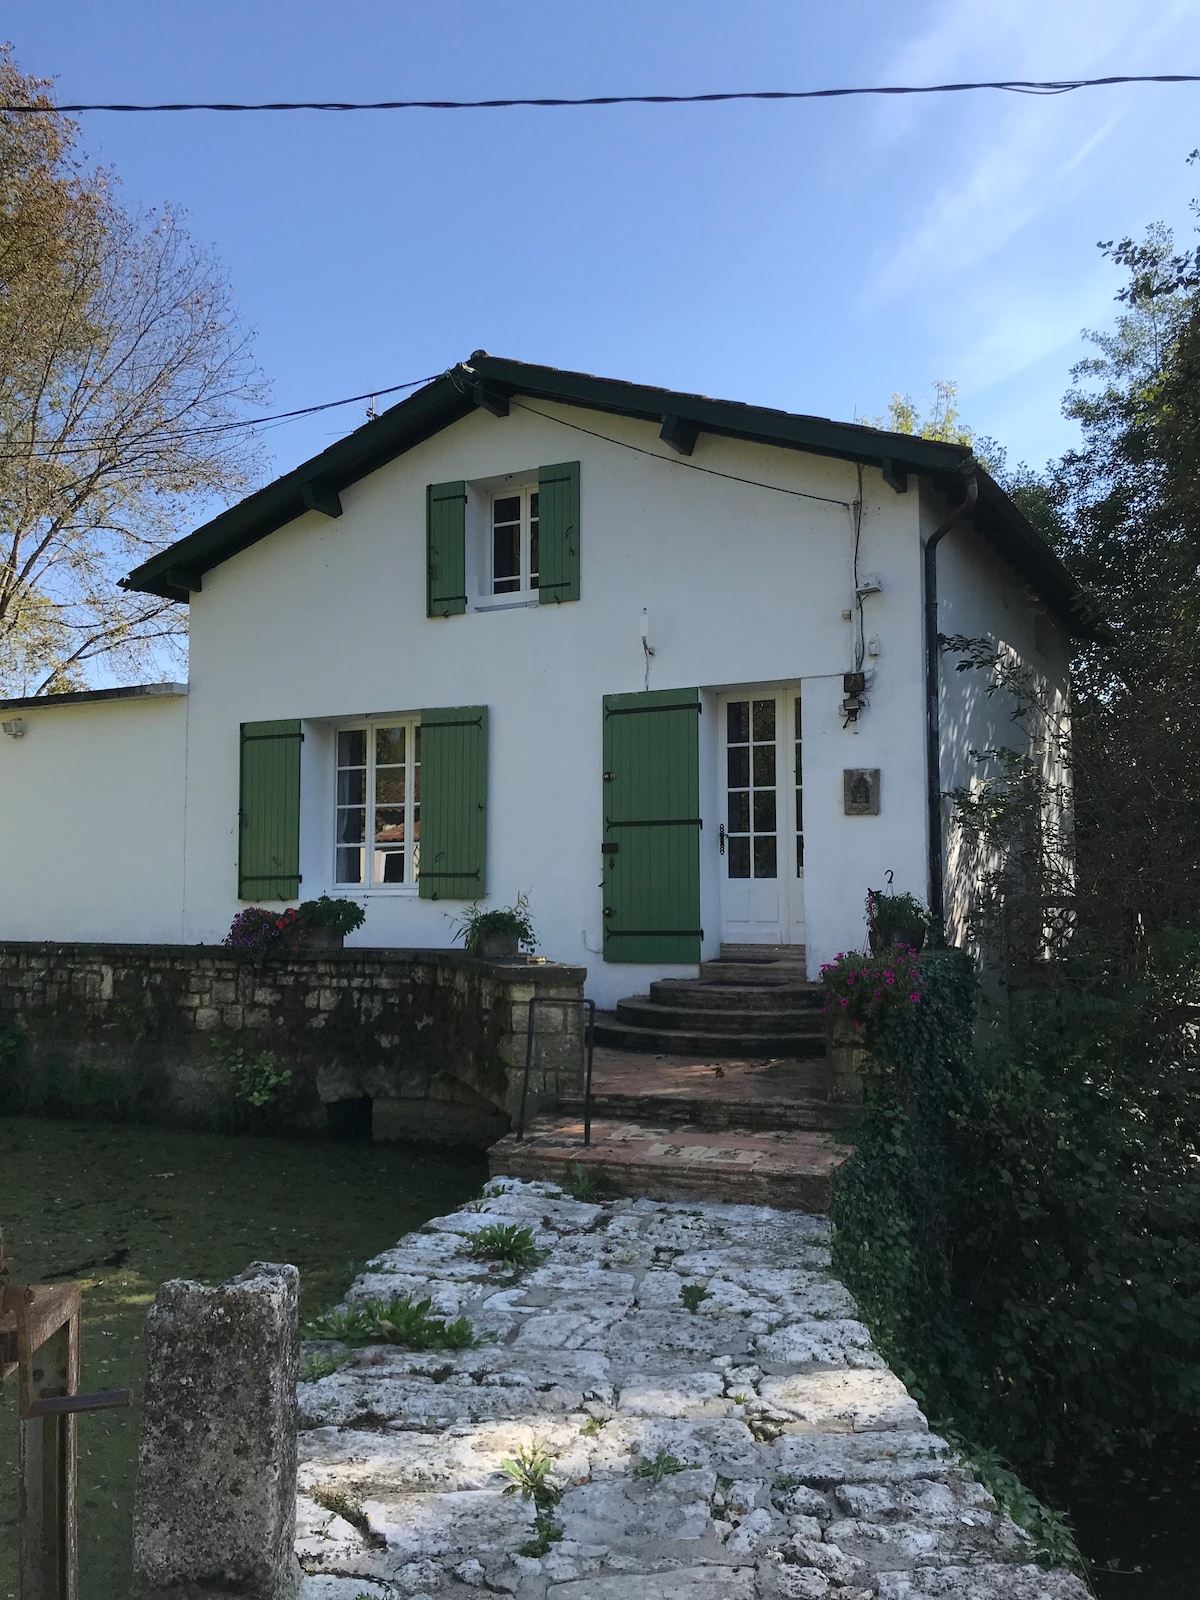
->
<box><xmin>9</xmin><ymin>1284</ymin><xmax>81</xmax><ymax>1600</ymax></box>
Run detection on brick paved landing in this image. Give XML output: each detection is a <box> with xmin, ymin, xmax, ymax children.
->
<box><xmin>488</xmin><ymin>1116</ymin><xmax>851</xmax><ymax>1211</ymax></box>
<box><xmin>560</xmin><ymin>1046</ymin><xmax>847</xmax><ymax>1131</ymax></box>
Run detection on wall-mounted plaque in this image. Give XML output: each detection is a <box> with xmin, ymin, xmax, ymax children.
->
<box><xmin>843</xmin><ymin>768</ymin><xmax>880</xmax><ymax>816</ymax></box>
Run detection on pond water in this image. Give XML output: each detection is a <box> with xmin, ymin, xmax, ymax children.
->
<box><xmin>0</xmin><ymin>1116</ymin><xmax>485</xmax><ymax>1599</ymax></box>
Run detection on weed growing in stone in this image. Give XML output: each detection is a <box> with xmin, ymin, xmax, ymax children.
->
<box><xmin>211</xmin><ymin>1036</ymin><xmax>291</xmax><ymax>1108</ymax></box>
<box><xmin>458</xmin><ymin>1222</ymin><xmax>546</xmax><ymax>1268</ymax></box>
<box><xmin>500</xmin><ymin>1444</ymin><xmax>564</xmax><ymax>1555</ymax></box>
<box><xmin>300</xmin><ymin>1350</ymin><xmax>350</xmax><ymax>1382</ymax></box>
<box><xmin>578</xmin><ymin>1415</ymin><xmax>608</xmax><ymax>1437</ymax></box>
<box><xmin>303</xmin><ymin>1296</ymin><xmax>484</xmax><ymax>1351</ymax></box>
<box><xmin>730</xmin><ymin>1392</ymin><xmax>750</xmax><ymax>1405</ymax></box>
<box><xmin>565</xmin><ymin>1164</ymin><xmax>617</xmax><ymax>1202</ymax></box>
<box><xmin>680</xmin><ymin>1284</ymin><xmax>710</xmax><ymax>1312</ymax></box>
<box><xmin>632</xmin><ymin>1450</ymin><xmax>698</xmax><ymax>1484</ymax></box>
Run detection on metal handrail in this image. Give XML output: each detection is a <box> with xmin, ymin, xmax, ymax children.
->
<box><xmin>516</xmin><ymin>996</ymin><xmax>596</xmax><ymax>1146</ymax></box>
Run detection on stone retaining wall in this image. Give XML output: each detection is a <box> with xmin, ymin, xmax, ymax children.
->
<box><xmin>0</xmin><ymin>942</ymin><xmax>586</xmax><ymax>1146</ymax></box>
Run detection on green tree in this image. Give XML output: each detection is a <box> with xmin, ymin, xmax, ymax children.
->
<box><xmin>870</xmin><ymin>378</ymin><xmax>976</xmax><ymax>445</ymax></box>
<box><xmin>0</xmin><ymin>49</ymin><xmax>264</xmax><ymax>695</ymax></box>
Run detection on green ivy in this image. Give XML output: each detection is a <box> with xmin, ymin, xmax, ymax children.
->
<box><xmin>832</xmin><ymin>944</ymin><xmax>1200</xmax><ymax>1571</ymax></box>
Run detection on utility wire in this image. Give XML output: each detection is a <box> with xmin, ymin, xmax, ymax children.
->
<box><xmin>2</xmin><ymin>74</ymin><xmax>1198</xmax><ymax>114</ymax></box>
<box><xmin>0</xmin><ymin>374</ymin><xmax>437</xmax><ymax>459</ymax></box>
<box><xmin>508</xmin><ymin>397</ymin><xmax>853</xmax><ymax>511</ymax></box>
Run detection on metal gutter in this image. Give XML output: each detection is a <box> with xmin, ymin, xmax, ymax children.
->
<box><xmin>924</xmin><ymin>471</ymin><xmax>979</xmax><ymax>940</ymax></box>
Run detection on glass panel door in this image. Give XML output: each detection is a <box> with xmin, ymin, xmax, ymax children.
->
<box><xmin>725</xmin><ymin>698</ymin><xmax>778</xmax><ymax>880</ymax></box>
<box><xmin>718</xmin><ymin>687</ymin><xmax>805</xmax><ymax>947</ymax></box>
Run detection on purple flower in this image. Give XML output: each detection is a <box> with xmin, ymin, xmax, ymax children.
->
<box><xmin>840</xmin><ymin>998</ymin><xmax>849</xmax><ymax>1008</ymax></box>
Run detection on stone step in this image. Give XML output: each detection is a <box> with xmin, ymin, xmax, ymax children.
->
<box><xmin>592</xmin><ymin>1013</ymin><xmax>826</xmax><ymax>1059</ymax></box>
<box><xmin>649</xmin><ymin>978</ymin><xmax>824</xmax><ymax>1013</ymax></box>
<box><xmin>615</xmin><ymin>998</ymin><xmax>825</xmax><ymax>1037</ymax></box>
<box><xmin>719</xmin><ymin>942</ymin><xmax>807</xmax><ymax>963</ymax></box>
<box><xmin>488</xmin><ymin>1116</ymin><xmax>850</xmax><ymax>1211</ymax></box>
<box><xmin>699</xmin><ymin>960</ymin><xmax>810</xmax><ymax>986</ymax></box>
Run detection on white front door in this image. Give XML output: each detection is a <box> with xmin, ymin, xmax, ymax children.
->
<box><xmin>718</xmin><ymin>688</ymin><xmax>805</xmax><ymax>946</ymax></box>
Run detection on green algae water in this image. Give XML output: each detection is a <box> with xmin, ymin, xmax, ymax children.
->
<box><xmin>0</xmin><ymin>1117</ymin><xmax>485</xmax><ymax>1598</ymax></box>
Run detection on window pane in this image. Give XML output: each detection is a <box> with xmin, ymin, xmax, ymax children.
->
<box><xmin>336</xmin><ymin>808</ymin><xmax>365</xmax><ymax>845</ymax></box>
<box><xmin>375</xmin><ymin>766</ymin><xmax>406</xmax><ymax>804</ymax></box>
<box><xmin>796</xmin><ymin>835</ymin><xmax>805</xmax><ymax>874</ymax></box>
<box><xmin>530</xmin><ymin>515</ymin><xmax>539</xmax><ymax>589</ymax></box>
<box><xmin>795</xmin><ymin>697</ymin><xmax>802</xmax><ymax>738</ymax></box>
<box><xmin>796</xmin><ymin>787</ymin><xmax>803</xmax><ymax>830</ymax></box>
<box><xmin>336</xmin><ymin>767</ymin><xmax>365</xmax><ymax>806</ymax></box>
<box><xmin>727</xmin><ymin>791</ymin><xmax>750</xmax><ymax>833</ymax></box>
<box><xmin>374</xmin><ymin>806</ymin><xmax>405</xmax><ymax>844</ymax></box>
<box><xmin>727</xmin><ymin>747</ymin><xmax>750</xmax><ymax>788</ymax></box>
<box><xmin>726</xmin><ymin>701</ymin><xmax>749</xmax><ymax>743</ymax></box>
<box><xmin>376</xmin><ymin>725</ymin><xmax>405</xmax><ymax>766</ymax></box>
<box><xmin>754</xmin><ymin>836</ymin><xmax>778</xmax><ymax>878</ymax></box>
<box><xmin>752</xmin><ymin>744</ymin><xmax>776</xmax><ymax>785</ymax></box>
<box><xmin>728</xmin><ymin>836</ymin><xmax>751</xmax><ymax>879</ymax></box>
<box><xmin>493</xmin><ymin>522</ymin><xmax>521</xmax><ymax>592</ymax></box>
<box><xmin>337</xmin><ymin>729</ymin><xmax>365</xmax><ymax>766</ymax></box>
<box><xmin>752</xmin><ymin>699</ymin><xmax>776</xmax><ymax>741</ymax></box>
<box><xmin>336</xmin><ymin>847</ymin><xmax>363</xmax><ymax>884</ymax></box>
<box><xmin>493</xmin><ymin>494</ymin><xmax>520</xmax><ymax>524</ymax></box>
<box><xmin>375</xmin><ymin>848</ymin><xmax>405</xmax><ymax>885</ymax></box>
<box><xmin>753</xmin><ymin>790</ymin><xmax>777</xmax><ymax>832</ymax></box>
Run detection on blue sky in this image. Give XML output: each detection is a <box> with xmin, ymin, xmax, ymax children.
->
<box><xmin>8</xmin><ymin>0</ymin><xmax>1200</xmax><ymax>482</ymax></box>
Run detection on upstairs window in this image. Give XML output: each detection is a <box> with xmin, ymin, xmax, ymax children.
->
<box><xmin>491</xmin><ymin>487</ymin><xmax>539</xmax><ymax>596</ymax></box>
<box><xmin>334</xmin><ymin>718</ymin><xmax>420</xmax><ymax>889</ymax></box>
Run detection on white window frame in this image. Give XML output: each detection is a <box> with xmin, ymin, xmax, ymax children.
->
<box><xmin>488</xmin><ymin>483</ymin><xmax>539</xmax><ymax>598</ymax></box>
<box><xmin>332</xmin><ymin>714</ymin><xmax>420</xmax><ymax>893</ymax></box>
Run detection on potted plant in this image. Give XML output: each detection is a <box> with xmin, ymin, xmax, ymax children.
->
<box><xmin>293</xmin><ymin>895</ymin><xmax>366</xmax><ymax>951</ymax></box>
<box><xmin>452</xmin><ymin>893</ymin><xmax>538</xmax><ymax>960</ymax></box>
<box><xmin>866</xmin><ymin>887</ymin><xmax>930</xmax><ymax>954</ymax></box>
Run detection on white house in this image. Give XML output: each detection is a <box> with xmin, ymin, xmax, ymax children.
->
<box><xmin>0</xmin><ymin>355</ymin><xmax>1084</xmax><ymax>1008</ymax></box>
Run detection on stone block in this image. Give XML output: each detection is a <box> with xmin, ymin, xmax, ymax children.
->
<box><xmin>193</xmin><ymin>1007</ymin><xmax>220</xmax><ymax>1031</ymax></box>
<box><xmin>132</xmin><ymin>1261</ymin><xmax>300</xmax><ymax>1600</ymax></box>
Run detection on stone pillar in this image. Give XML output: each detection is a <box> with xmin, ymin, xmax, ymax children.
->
<box><xmin>131</xmin><ymin>1263</ymin><xmax>301</xmax><ymax>1600</ymax></box>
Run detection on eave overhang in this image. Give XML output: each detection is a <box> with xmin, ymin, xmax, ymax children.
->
<box><xmin>123</xmin><ymin>352</ymin><xmax>1093</xmax><ymax>636</ymax></box>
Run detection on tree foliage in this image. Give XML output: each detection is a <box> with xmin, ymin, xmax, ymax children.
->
<box><xmin>0</xmin><ymin>48</ymin><xmax>264</xmax><ymax>695</ymax></box>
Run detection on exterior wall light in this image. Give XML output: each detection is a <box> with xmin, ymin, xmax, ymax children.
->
<box><xmin>1</xmin><ymin>719</ymin><xmax>26</xmax><ymax>738</ymax></box>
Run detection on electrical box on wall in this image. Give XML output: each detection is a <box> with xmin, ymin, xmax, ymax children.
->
<box><xmin>843</xmin><ymin>768</ymin><xmax>880</xmax><ymax>815</ymax></box>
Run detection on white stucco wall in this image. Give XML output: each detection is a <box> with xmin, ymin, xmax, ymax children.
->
<box><xmin>0</xmin><ymin>691</ymin><xmax>188</xmax><ymax>944</ymax></box>
<box><xmin>180</xmin><ymin>401</ymin><xmax>934</xmax><ymax>1004</ymax></box>
<box><xmin>929</xmin><ymin>485</ymin><xmax>1073</xmax><ymax>955</ymax></box>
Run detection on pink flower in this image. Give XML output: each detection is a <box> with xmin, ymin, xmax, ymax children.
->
<box><xmin>885</xmin><ymin>975</ymin><xmax>894</xmax><ymax>985</ymax></box>
<box><xmin>874</xmin><ymin>989</ymin><xmax>882</xmax><ymax>999</ymax></box>
<box><xmin>840</xmin><ymin>998</ymin><xmax>849</xmax><ymax>1008</ymax></box>
<box><xmin>910</xmin><ymin>994</ymin><xmax>921</xmax><ymax>1004</ymax></box>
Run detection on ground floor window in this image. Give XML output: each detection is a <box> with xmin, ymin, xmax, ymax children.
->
<box><xmin>334</xmin><ymin>718</ymin><xmax>420</xmax><ymax>888</ymax></box>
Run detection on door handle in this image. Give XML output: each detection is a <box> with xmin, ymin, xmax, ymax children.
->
<box><xmin>719</xmin><ymin>823</ymin><xmax>726</xmax><ymax>856</ymax></box>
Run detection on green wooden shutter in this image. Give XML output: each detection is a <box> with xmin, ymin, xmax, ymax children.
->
<box><xmin>602</xmin><ymin>689</ymin><xmax>702</xmax><ymax>963</ymax></box>
<box><xmin>418</xmin><ymin>705</ymin><xmax>488</xmax><ymax>899</ymax></box>
<box><xmin>238</xmin><ymin>720</ymin><xmax>302</xmax><ymax>901</ymax></box>
<box><xmin>537</xmin><ymin>461</ymin><xmax>580</xmax><ymax>604</ymax></box>
<box><xmin>427</xmin><ymin>480</ymin><xmax>467</xmax><ymax>617</ymax></box>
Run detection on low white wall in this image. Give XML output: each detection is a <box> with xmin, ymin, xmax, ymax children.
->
<box><xmin>0</xmin><ymin>692</ymin><xmax>189</xmax><ymax>944</ymax></box>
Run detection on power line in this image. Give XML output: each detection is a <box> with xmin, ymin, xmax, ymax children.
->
<box><xmin>0</xmin><ymin>373</ymin><xmax>438</xmax><ymax>459</ymax></box>
<box><xmin>2</xmin><ymin>74</ymin><xmax>1198</xmax><ymax>114</ymax></box>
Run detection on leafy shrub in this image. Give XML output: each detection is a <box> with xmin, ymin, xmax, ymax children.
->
<box><xmin>298</xmin><ymin>894</ymin><xmax>366</xmax><ymax>935</ymax></box>
<box><xmin>222</xmin><ymin>895</ymin><xmax>364</xmax><ymax>953</ymax></box>
<box><xmin>303</xmin><ymin>1295</ymin><xmax>484</xmax><ymax>1350</ymax></box>
<box><xmin>832</xmin><ymin>943</ymin><xmax>1200</xmax><ymax>1525</ymax></box>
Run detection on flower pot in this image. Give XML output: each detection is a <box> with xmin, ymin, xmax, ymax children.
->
<box><xmin>868</xmin><ymin>925</ymin><xmax>926</xmax><ymax>956</ymax></box>
<box><xmin>292</xmin><ymin>926</ymin><xmax>344</xmax><ymax>952</ymax></box>
<box><xmin>478</xmin><ymin>929</ymin><xmax>520</xmax><ymax>960</ymax></box>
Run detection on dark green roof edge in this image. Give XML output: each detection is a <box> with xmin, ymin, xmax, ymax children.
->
<box><xmin>123</xmin><ymin>352</ymin><xmax>1089</xmax><ymax>634</ymax></box>
<box><xmin>0</xmin><ymin>681</ymin><xmax>188</xmax><ymax>712</ymax></box>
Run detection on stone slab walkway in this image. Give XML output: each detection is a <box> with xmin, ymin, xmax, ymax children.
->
<box><xmin>560</xmin><ymin>1048</ymin><xmax>843</xmax><ymax>1131</ymax></box>
<box><xmin>296</xmin><ymin>1179</ymin><xmax>1088</xmax><ymax>1600</ymax></box>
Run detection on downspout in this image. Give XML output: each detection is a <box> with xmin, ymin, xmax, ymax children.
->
<box><xmin>924</xmin><ymin>467</ymin><xmax>978</xmax><ymax>942</ymax></box>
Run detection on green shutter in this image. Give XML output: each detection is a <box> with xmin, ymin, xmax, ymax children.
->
<box><xmin>238</xmin><ymin>720</ymin><xmax>302</xmax><ymax>901</ymax></box>
<box><xmin>537</xmin><ymin>461</ymin><xmax>580</xmax><ymax>604</ymax></box>
<box><xmin>418</xmin><ymin>705</ymin><xmax>488</xmax><ymax>899</ymax></box>
<box><xmin>602</xmin><ymin>689</ymin><xmax>702</xmax><ymax>963</ymax></box>
<box><xmin>427</xmin><ymin>480</ymin><xmax>467</xmax><ymax>617</ymax></box>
